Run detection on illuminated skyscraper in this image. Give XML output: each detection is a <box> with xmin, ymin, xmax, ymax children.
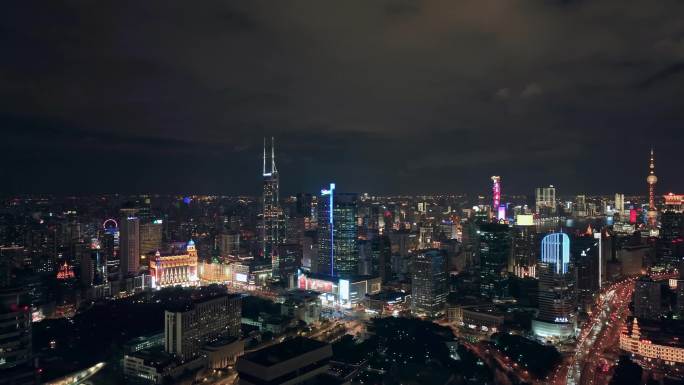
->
<box><xmin>119</xmin><ymin>208</ymin><xmax>140</xmax><ymax>278</ymax></box>
<box><xmin>511</xmin><ymin>215</ymin><xmax>537</xmax><ymax>277</ymax></box>
<box><xmin>411</xmin><ymin>249</ymin><xmax>447</xmax><ymax>317</ymax></box>
<box><xmin>615</xmin><ymin>193</ymin><xmax>626</xmax><ymax>217</ymax></box>
<box><xmin>533</xmin><ymin>232</ymin><xmax>576</xmax><ymax>340</ymax></box>
<box><xmin>317</xmin><ymin>184</ymin><xmax>358</xmax><ymax>276</ymax></box>
<box><xmin>491</xmin><ymin>176</ymin><xmax>501</xmax><ymax>219</ymax></box>
<box><xmin>647</xmin><ymin>148</ymin><xmax>658</xmax><ymax>231</ymax></box>
<box><xmin>261</xmin><ymin>137</ymin><xmax>283</xmax><ymax>277</ymax></box>
<box><xmin>478</xmin><ymin>223</ymin><xmax>512</xmax><ymax>299</ymax></box>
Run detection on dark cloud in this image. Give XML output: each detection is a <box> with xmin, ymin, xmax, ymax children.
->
<box><xmin>637</xmin><ymin>62</ymin><xmax>684</xmax><ymax>89</ymax></box>
<box><xmin>2</xmin><ymin>0</ymin><xmax>684</xmax><ymax>195</ymax></box>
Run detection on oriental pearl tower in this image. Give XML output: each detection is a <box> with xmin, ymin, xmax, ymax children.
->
<box><xmin>646</xmin><ymin>148</ymin><xmax>658</xmax><ymax>232</ymax></box>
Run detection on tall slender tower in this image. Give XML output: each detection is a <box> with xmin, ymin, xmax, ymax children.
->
<box><xmin>647</xmin><ymin>148</ymin><xmax>658</xmax><ymax>230</ymax></box>
<box><xmin>262</xmin><ymin>137</ymin><xmax>282</xmax><ymax>277</ymax></box>
<box><xmin>491</xmin><ymin>176</ymin><xmax>501</xmax><ymax>220</ymax></box>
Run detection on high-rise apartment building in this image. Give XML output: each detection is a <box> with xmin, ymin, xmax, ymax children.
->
<box><xmin>119</xmin><ymin>209</ymin><xmax>140</xmax><ymax>278</ymax></box>
<box><xmin>316</xmin><ymin>184</ymin><xmax>358</xmax><ymax>277</ymax></box>
<box><xmin>478</xmin><ymin>223</ymin><xmax>512</xmax><ymax>299</ymax></box>
<box><xmin>165</xmin><ymin>292</ymin><xmax>241</xmax><ymax>360</ymax></box>
<box><xmin>411</xmin><ymin>249</ymin><xmax>448</xmax><ymax>317</ymax></box>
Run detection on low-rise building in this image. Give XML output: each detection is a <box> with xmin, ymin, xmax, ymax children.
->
<box><xmin>447</xmin><ymin>303</ymin><xmax>505</xmax><ymax>333</ymax></box>
<box><xmin>620</xmin><ymin>318</ymin><xmax>684</xmax><ymax>373</ymax></box>
<box><xmin>123</xmin><ymin>347</ymin><xmax>207</xmax><ymax>384</ymax></box>
<box><xmin>201</xmin><ymin>337</ymin><xmax>244</xmax><ymax>369</ymax></box>
<box><xmin>236</xmin><ymin>337</ymin><xmax>332</xmax><ymax>385</ymax></box>
<box><xmin>280</xmin><ymin>290</ymin><xmax>322</xmax><ymax>325</ymax></box>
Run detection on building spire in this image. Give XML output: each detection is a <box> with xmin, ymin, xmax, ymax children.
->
<box><xmin>263</xmin><ymin>137</ymin><xmax>266</xmax><ymax>176</ymax></box>
<box><xmin>271</xmin><ymin>136</ymin><xmax>277</xmax><ymax>174</ymax></box>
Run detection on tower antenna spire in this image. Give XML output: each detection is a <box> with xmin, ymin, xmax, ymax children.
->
<box><xmin>271</xmin><ymin>136</ymin><xmax>276</xmax><ymax>173</ymax></box>
<box><xmin>262</xmin><ymin>137</ymin><xmax>266</xmax><ymax>176</ymax></box>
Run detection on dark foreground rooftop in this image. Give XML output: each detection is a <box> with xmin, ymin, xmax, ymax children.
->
<box><xmin>240</xmin><ymin>337</ymin><xmax>328</xmax><ymax>367</ymax></box>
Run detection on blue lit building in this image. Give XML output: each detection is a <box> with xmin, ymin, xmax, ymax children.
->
<box><xmin>316</xmin><ymin>184</ymin><xmax>358</xmax><ymax>277</ymax></box>
<box><xmin>533</xmin><ymin>232</ymin><xmax>576</xmax><ymax>340</ymax></box>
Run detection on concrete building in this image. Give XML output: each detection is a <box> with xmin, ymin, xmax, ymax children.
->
<box><xmin>123</xmin><ymin>348</ymin><xmax>207</xmax><ymax>384</ymax></box>
<box><xmin>236</xmin><ymin>337</ymin><xmax>332</xmax><ymax>385</ymax></box>
<box><xmin>280</xmin><ymin>290</ymin><xmax>322</xmax><ymax>325</ymax></box>
<box><xmin>202</xmin><ymin>337</ymin><xmax>244</xmax><ymax>369</ymax></box>
<box><xmin>165</xmin><ymin>293</ymin><xmax>241</xmax><ymax>360</ymax></box>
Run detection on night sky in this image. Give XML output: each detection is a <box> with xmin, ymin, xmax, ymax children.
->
<box><xmin>2</xmin><ymin>1</ymin><xmax>684</xmax><ymax>196</ymax></box>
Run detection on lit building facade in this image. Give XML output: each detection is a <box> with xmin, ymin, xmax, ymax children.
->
<box><xmin>411</xmin><ymin>249</ymin><xmax>448</xmax><ymax>318</ymax></box>
<box><xmin>647</xmin><ymin>149</ymin><xmax>658</xmax><ymax>232</ymax></box>
<box><xmin>120</xmin><ymin>209</ymin><xmax>140</xmax><ymax>278</ymax></box>
<box><xmin>316</xmin><ymin>184</ymin><xmax>358</xmax><ymax>277</ymax></box>
<box><xmin>296</xmin><ymin>271</ymin><xmax>380</xmax><ymax>308</ymax></box>
<box><xmin>261</xmin><ymin>137</ymin><xmax>284</xmax><ymax>277</ymax></box>
<box><xmin>150</xmin><ymin>240</ymin><xmax>198</xmax><ymax>288</ymax></box>
<box><xmin>491</xmin><ymin>176</ymin><xmax>501</xmax><ymax>219</ymax></box>
<box><xmin>511</xmin><ymin>217</ymin><xmax>537</xmax><ymax>278</ymax></box>
<box><xmin>620</xmin><ymin>318</ymin><xmax>684</xmax><ymax>372</ymax></box>
<box><xmin>533</xmin><ymin>232</ymin><xmax>576</xmax><ymax>340</ymax></box>
<box><xmin>535</xmin><ymin>185</ymin><xmax>557</xmax><ymax>216</ymax></box>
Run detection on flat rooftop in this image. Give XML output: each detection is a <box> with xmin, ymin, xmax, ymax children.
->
<box><xmin>241</xmin><ymin>337</ymin><xmax>328</xmax><ymax>367</ymax></box>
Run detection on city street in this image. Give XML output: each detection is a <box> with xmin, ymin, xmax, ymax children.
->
<box><xmin>564</xmin><ymin>279</ymin><xmax>635</xmax><ymax>385</ymax></box>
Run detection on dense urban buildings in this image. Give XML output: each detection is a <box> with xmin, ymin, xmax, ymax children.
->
<box><xmin>5</xmin><ymin>1</ymin><xmax>684</xmax><ymax>382</ymax></box>
<box><xmin>0</xmin><ymin>146</ymin><xmax>681</xmax><ymax>384</ymax></box>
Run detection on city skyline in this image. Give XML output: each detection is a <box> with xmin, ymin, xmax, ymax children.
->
<box><xmin>2</xmin><ymin>2</ymin><xmax>684</xmax><ymax>384</ymax></box>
